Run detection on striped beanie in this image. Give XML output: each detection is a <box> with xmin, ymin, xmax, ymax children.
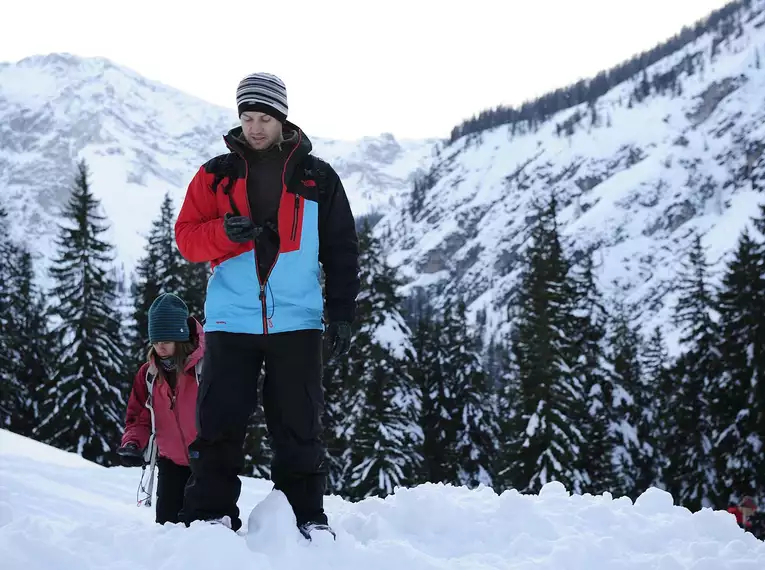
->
<box><xmin>148</xmin><ymin>293</ymin><xmax>190</xmax><ymax>344</ymax></box>
<box><xmin>236</xmin><ymin>72</ymin><xmax>288</xmax><ymax>123</ymax></box>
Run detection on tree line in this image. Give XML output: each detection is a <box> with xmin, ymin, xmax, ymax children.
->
<box><xmin>1</xmin><ymin>158</ymin><xmax>764</xmax><ymax>511</ymax></box>
<box><xmin>449</xmin><ymin>0</ymin><xmax>753</xmax><ymax>143</ymax></box>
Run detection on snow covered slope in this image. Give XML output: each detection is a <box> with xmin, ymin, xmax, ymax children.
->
<box><xmin>0</xmin><ymin>53</ymin><xmax>435</xmax><ymax>273</ymax></box>
<box><xmin>376</xmin><ymin>1</ymin><xmax>765</xmax><ymax>350</ymax></box>
<box><xmin>1</xmin><ymin>428</ymin><xmax>763</xmax><ymax>569</ymax></box>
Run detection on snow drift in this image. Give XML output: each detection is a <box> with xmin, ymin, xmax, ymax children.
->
<box><xmin>0</xmin><ymin>429</ymin><xmax>762</xmax><ymax>570</ymax></box>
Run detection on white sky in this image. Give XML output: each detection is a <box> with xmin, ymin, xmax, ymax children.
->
<box><xmin>1</xmin><ymin>0</ymin><xmax>731</xmax><ymax>140</ymax></box>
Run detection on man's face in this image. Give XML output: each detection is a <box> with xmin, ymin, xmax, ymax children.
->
<box><xmin>240</xmin><ymin>112</ymin><xmax>282</xmax><ymax>150</ymax></box>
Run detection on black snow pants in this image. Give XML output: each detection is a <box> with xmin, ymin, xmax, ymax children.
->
<box><xmin>155</xmin><ymin>456</ymin><xmax>191</xmax><ymax>524</ymax></box>
<box><xmin>180</xmin><ymin>329</ymin><xmax>327</xmax><ymax>532</ymax></box>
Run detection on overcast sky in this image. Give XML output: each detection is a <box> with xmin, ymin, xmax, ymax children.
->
<box><xmin>2</xmin><ymin>0</ymin><xmax>730</xmax><ymax>140</ymax></box>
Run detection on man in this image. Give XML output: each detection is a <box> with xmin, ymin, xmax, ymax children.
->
<box><xmin>174</xmin><ymin>72</ymin><xmax>359</xmax><ymax>539</ymax></box>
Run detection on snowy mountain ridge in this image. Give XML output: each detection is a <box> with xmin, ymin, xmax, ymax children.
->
<box><xmin>2</xmin><ymin>428</ymin><xmax>763</xmax><ymax>569</ymax></box>
<box><xmin>0</xmin><ymin>53</ymin><xmax>436</xmax><ymax>273</ymax></box>
<box><xmin>373</xmin><ymin>0</ymin><xmax>765</xmax><ymax>351</ymax></box>
<box><xmin>2</xmin><ymin>2</ymin><xmax>765</xmax><ymax>354</ymax></box>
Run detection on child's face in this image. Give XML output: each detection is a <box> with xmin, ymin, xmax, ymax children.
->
<box><xmin>153</xmin><ymin>342</ymin><xmax>176</xmax><ymax>358</ymax></box>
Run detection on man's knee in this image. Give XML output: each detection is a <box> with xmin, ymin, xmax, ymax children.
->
<box><xmin>189</xmin><ymin>435</ymin><xmax>246</xmax><ymax>474</ymax></box>
<box><xmin>271</xmin><ymin>437</ymin><xmax>326</xmax><ymax>477</ymax></box>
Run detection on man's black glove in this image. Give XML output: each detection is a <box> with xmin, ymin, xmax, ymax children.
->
<box><xmin>224</xmin><ymin>213</ymin><xmax>263</xmax><ymax>243</ymax></box>
<box><xmin>326</xmin><ymin>321</ymin><xmax>352</xmax><ymax>359</ymax></box>
<box><xmin>116</xmin><ymin>442</ymin><xmax>144</xmax><ymax>467</ymax></box>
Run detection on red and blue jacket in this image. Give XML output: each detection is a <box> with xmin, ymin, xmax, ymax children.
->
<box><xmin>175</xmin><ymin>122</ymin><xmax>360</xmax><ymax>335</ymax></box>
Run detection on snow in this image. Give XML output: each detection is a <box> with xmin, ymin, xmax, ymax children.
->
<box><xmin>1</xmin><ymin>428</ymin><xmax>763</xmax><ymax>570</ymax></box>
<box><xmin>372</xmin><ymin>313</ymin><xmax>411</xmax><ymax>360</ymax></box>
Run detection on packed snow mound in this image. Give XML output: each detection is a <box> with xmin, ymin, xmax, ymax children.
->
<box><xmin>0</xmin><ymin>429</ymin><xmax>762</xmax><ymax>570</ymax></box>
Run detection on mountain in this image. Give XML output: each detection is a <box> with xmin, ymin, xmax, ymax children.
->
<box><xmin>2</xmin><ymin>428</ymin><xmax>763</xmax><ymax>569</ymax></box>
<box><xmin>0</xmin><ymin>53</ymin><xmax>436</xmax><ymax>274</ymax></box>
<box><xmin>3</xmin><ymin>2</ymin><xmax>765</xmax><ymax>355</ymax></box>
<box><xmin>375</xmin><ymin>0</ymin><xmax>765</xmax><ymax>352</ymax></box>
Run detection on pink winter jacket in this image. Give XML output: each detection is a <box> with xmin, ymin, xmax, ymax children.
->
<box><xmin>120</xmin><ymin>318</ymin><xmax>204</xmax><ymax>467</ymax></box>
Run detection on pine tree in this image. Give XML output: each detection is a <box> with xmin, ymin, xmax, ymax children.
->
<box><xmin>570</xmin><ymin>254</ymin><xmax>617</xmax><ymax>495</ymax></box>
<box><xmin>752</xmin><ymin>205</ymin><xmax>765</xmax><ymax>497</ymax></box>
<box><xmin>179</xmin><ymin>261</ymin><xmax>209</xmax><ymax>323</ymax></box>
<box><xmin>2</xmin><ymin>246</ymin><xmax>51</xmax><ymax>437</ymax></box>
<box><xmin>35</xmin><ymin>160</ymin><xmax>126</xmax><ymax>465</ymax></box>
<box><xmin>159</xmin><ymin>189</ymin><xmax>210</xmax><ymax>323</ymax></box>
<box><xmin>440</xmin><ymin>297</ymin><xmax>499</xmax><ymax>489</ymax></box>
<box><xmin>322</xmin><ymin>355</ymin><xmax>357</xmax><ymax>494</ymax></box>
<box><xmin>128</xmin><ymin>192</ymin><xmax>191</xmax><ymax>371</ymax></box>
<box><xmin>713</xmin><ymin>227</ymin><xmax>765</xmax><ymax>500</ymax></box>
<box><xmin>346</xmin><ymin>223</ymin><xmax>420</xmax><ymax>499</ymax></box>
<box><xmin>491</xmin><ymin>328</ymin><xmax>520</xmax><ymax>492</ymax></box>
<box><xmin>506</xmin><ymin>196</ymin><xmax>587</xmax><ymax>494</ymax></box>
<box><xmin>640</xmin><ymin>327</ymin><xmax>672</xmax><ymax>492</ymax></box>
<box><xmin>150</xmin><ymin>192</ymin><xmax>186</xmax><ymax>294</ymax></box>
<box><xmin>0</xmin><ymin>206</ymin><xmax>18</xmax><ymax>423</ymax></box>
<box><xmin>111</xmin><ymin>263</ymin><xmax>134</xmax><ymax>399</ymax></box>
<box><xmin>604</xmin><ymin>307</ymin><xmax>644</xmax><ymax>499</ymax></box>
<box><xmin>128</xmin><ymin>246</ymin><xmax>162</xmax><ymax>370</ymax></box>
<box><xmin>412</xmin><ymin>309</ymin><xmax>460</xmax><ymax>486</ymax></box>
<box><xmin>665</xmin><ymin>235</ymin><xmax>720</xmax><ymax>510</ymax></box>
<box><xmin>752</xmin><ymin>153</ymin><xmax>765</xmax><ymax>193</ymax></box>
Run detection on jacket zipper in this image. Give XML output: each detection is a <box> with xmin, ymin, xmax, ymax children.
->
<box><xmin>223</xmin><ymin>130</ymin><xmax>303</xmax><ymax>335</ymax></box>
<box><xmin>291</xmin><ymin>194</ymin><xmax>300</xmax><ymax>240</ymax></box>
<box><xmin>256</xmin><ymin>133</ymin><xmax>301</xmax><ymax>333</ymax></box>
<box><xmin>169</xmin><ymin>385</ymin><xmax>190</xmax><ymax>464</ymax></box>
<box><xmin>233</xmin><ymin>154</ymin><xmax>269</xmax><ymax>335</ymax></box>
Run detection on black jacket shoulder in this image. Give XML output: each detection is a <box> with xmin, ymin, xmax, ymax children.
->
<box><xmin>202</xmin><ymin>152</ymin><xmax>235</xmax><ymax>173</ymax></box>
<box><xmin>202</xmin><ymin>152</ymin><xmax>245</xmax><ymax>193</ymax></box>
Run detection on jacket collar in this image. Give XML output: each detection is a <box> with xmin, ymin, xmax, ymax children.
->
<box><xmin>223</xmin><ymin>121</ymin><xmax>312</xmax><ymax>186</ymax></box>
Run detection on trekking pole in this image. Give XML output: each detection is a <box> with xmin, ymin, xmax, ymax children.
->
<box><xmin>143</xmin><ymin>435</ymin><xmax>158</xmax><ymax>507</ymax></box>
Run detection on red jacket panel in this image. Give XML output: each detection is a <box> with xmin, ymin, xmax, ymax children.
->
<box><xmin>120</xmin><ymin>318</ymin><xmax>205</xmax><ymax>467</ymax></box>
<box><xmin>728</xmin><ymin>506</ymin><xmax>753</xmax><ymax>528</ymax></box>
<box><xmin>175</xmin><ymin>164</ymin><xmax>251</xmax><ymax>265</ymax></box>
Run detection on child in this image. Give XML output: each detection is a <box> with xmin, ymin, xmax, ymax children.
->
<box><xmin>117</xmin><ymin>293</ymin><xmax>204</xmax><ymax>525</ymax></box>
<box><xmin>727</xmin><ymin>496</ymin><xmax>757</xmax><ymax>531</ymax></box>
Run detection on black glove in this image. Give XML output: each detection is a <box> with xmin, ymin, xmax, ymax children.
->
<box><xmin>116</xmin><ymin>442</ymin><xmax>144</xmax><ymax>467</ymax></box>
<box><xmin>224</xmin><ymin>213</ymin><xmax>263</xmax><ymax>243</ymax></box>
<box><xmin>326</xmin><ymin>321</ymin><xmax>352</xmax><ymax>359</ymax></box>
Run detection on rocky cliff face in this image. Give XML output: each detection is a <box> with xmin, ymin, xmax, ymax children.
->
<box><xmin>374</xmin><ymin>1</ymin><xmax>765</xmax><ymax>351</ymax></box>
<box><xmin>0</xmin><ymin>53</ymin><xmax>435</xmax><ymax>272</ymax></box>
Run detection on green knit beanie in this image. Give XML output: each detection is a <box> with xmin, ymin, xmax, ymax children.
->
<box><xmin>148</xmin><ymin>293</ymin><xmax>190</xmax><ymax>344</ymax></box>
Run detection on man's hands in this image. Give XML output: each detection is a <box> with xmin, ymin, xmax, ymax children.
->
<box><xmin>326</xmin><ymin>321</ymin><xmax>352</xmax><ymax>359</ymax></box>
<box><xmin>224</xmin><ymin>213</ymin><xmax>263</xmax><ymax>243</ymax></box>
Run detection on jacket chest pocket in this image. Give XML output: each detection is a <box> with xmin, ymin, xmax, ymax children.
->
<box><xmin>280</xmin><ymin>181</ymin><xmax>318</xmax><ymax>253</ymax></box>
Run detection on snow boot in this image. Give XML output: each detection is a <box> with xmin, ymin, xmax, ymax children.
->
<box><xmin>298</xmin><ymin>521</ymin><xmax>336</xmax><ymax>541</ymax></box>
<box><xmin>208</xmin><ymin>515</ymin><xmax>233</xmax><ymax>530</ymax></box>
